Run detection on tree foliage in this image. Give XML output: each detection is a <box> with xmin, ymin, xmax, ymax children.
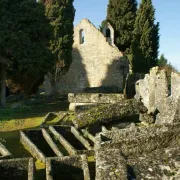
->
<box><xmin>41</xmin><ymin>0</ymin><xmax>75</xmax><ymax>94</ymax></box>
<box><xmin>131</xmin><ymin>0</ymin><xmax>159</xmax><ymax>73</ymax></box>
<box><xmin>42</xmin><ymin>0</ymin><xmax>75</xmax><ymax>71</ymax></box>
<box><xmin>157</xmin><ymin>54</ymin><xmax>178</xmax><ymax>89</ymax></box>
<box><xmin>0</xmin><ymin>0</ymin><xmax>55</xmax><ymax>96</ymax></box>
<box><xmin>158</xmin><ymin>54</ymin><xmax>168</xmax><ymax>67</ymax></box>
<box><xmin>107</xmin><ymin>0</ymin><xmax>137</xmax><ymax>53</ymax></box>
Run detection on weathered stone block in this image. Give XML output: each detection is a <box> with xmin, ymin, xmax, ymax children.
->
<box><xmin>20</xmin><ymin>129</ymin><xmax>62</xmax><ymax>162</ymax></box>
<box><xmin>46</xmin><ymin>155</ymin><xmax>90</xmax><ymax>180</ymax></box>
<box><xmin>135</xmin><ymin>75</ymin><xmax>150</xmax><ymax>108</ymax></box>
<box><xmin>68</xmin><ymin>93</ymin><xmax>124</xmax><ymax>103</ymax></box>
<box><xmin>139</xmin><ymin>113</ymin><xmax>154</xmax><ymax>124</ymax></box>
<box><xmin>49</xmin><ymin>125</ymin><xmax>93</xmax><ymax>156</ymax></box>
<box><xmin>95</xmin><ymin>123</ymin><xmax>180</xmax><ymax>156</ymax></box>
<box><xmin>0</xmin><ymin>158</ymin><xmax>34</xmax><ymax>180</ymax></box>
<box><xmin>171</xmin><ymin>72</ymin><xmax>180</xmax><ymax>99</ymax></box>
<box><xmin>69</xmin><ymin>102</ymin><xmax>99</xmax><ymax>111</ymax></box>
<box><xmin>155</xmin><ymin>69</ymin><xmax>169</xmax><ymax>113</ymax></box>
<box><xmin>148</xmin><ymin>66</ymin><xmax>159</xmax><ymax>113</ymax></box>
<box><xmin>73</xmin><ymin>99</ymin><xmax>147</xmax><ymax>128</ymax></box>
<box><xmin>128</xmin><ymin>147</ymin><xmax>180</xmax><ymax>180</ymax></box>
<box><xmin>156</xmin><ymin>96</ymin><xmax>180</xmax><ymax>124</ymax></box>
<box><xmin>0</xmin><ymin>142</ymin><xmax>12</xmax><ymax>159</ymax></box>
<box><xmin>96</xmin><ymin>149</ymin><xmax>128</xmax><ymax>180</ymax></box>
<box><xmin>135</xmin><ymin>67</ymin><xmax>169</xmax><ymax>114</ymax></box>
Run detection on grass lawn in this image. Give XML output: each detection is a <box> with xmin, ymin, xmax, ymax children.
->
<box><xmin>0</xmin><ymin>96</ymin><xmax>70</xmax><ymax>178</ymax></box>
<box><xmin>0</xmin><ymin>97</ymin><xmax>69</xmax><ymax>132</ymax></box>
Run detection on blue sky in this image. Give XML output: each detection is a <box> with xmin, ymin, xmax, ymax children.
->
<box><xmin>74</xmin><ymin>0</ymin><xmax>180</xmax><ymax>70</ymax></box>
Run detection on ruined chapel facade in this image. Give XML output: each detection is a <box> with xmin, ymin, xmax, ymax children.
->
<box><xmin>45</xmin><ymin>19</ymin><xmax>129</xmax><ymax>95</ymax></box>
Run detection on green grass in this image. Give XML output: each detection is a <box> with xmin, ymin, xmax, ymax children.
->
<box><xmin>0</xmin><ymin>96</ymin><xmax>70</xmax><ymax>180</ymax></box>
<box><xmin>0</xmin><ymin>98</ymin><xmax>69</xmax><ymax>132</ymax></box>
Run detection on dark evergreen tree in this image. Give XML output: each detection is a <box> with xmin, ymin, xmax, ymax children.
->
<box><xmin>132</xmin><ymin>0</ymin><xmax>159</xmax><ymax>73</ymax></box>
<box><xmin>42</xmin><ymin>0</ymin><xmax>75</xmax><ymax>71</ymax></box>
<box><xmin>99</xmin><ymin>20</ymin><xmax>108</xmax><ymax>32</ymax></box>
<box><xmin>107</xmin><ymin>0</ymin><xmax>137</xmax><ymax>54</ymax></box>
<box><xmin>41</xmin><ymin>0</ymin><xmax>75</xmax><ymax>93</ymax></box>
<box><xmin>0</xmin><ymin>0</ymin><xmax>54</xmax><ymax>106</ymax></box>
<box><xmin>158</xmin><ymin>54</ymin><xmax>168</xmax><ymax>67</ymax></box>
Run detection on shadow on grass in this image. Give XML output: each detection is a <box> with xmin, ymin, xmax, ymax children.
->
<box><xmin>0</xmin><ymin>100</ymin><xmax>69</xmax><ymax>121</ymax></box>
<box><xmin>0</xmin><ymin>99</ymin><xmax>70</xmax><ymax>132</ymax></box>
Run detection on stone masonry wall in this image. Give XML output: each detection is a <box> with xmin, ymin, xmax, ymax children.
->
<box><xmin>45</xmin><ymin>19</ymin><xmax>129</xmax><ymax>95</ymax></box>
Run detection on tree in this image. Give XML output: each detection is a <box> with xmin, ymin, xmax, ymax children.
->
<box><xmin>0</xmin><ymin>0</ymin><xmax>54</xmax><ymax>106</ymax></box>
<box><xmin>107</xmin><ymin>0</ymin><xmax>137</xmax><ymax>54</ymax></box>
<box><xmin>42</xmin><ymin>0</ymin><xmax>75</xmax><ymax>94</ymax></box>
<box><xmin>99</xmin><ymin>20</ymin><xmax>108</xmax><ymax>32</ymax></box>
<box><xmin>158</xmin><ymin>54</ymin><xmax>168</xmax><ymax>67</ymax></box>
<box><xmin>157</xmin><ymin>54</ymin><xmax>178</xmax><ymax>89</ymax></box>
<box><xmin>131</xmin><ymin>0</ymin><xmax>159</xmax><ymax>73</ymax></box>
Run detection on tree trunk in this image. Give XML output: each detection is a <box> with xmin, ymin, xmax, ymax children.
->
<box><xmin>1</xmin><ymin>63</ymin><xmax>6</xmax><ymax>107</ymax></box>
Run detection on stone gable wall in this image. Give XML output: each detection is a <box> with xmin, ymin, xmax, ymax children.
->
<box><xmin>45</xmin><ymin>19</ymin><xmax>129</xmax><ymax>95</ymax></box>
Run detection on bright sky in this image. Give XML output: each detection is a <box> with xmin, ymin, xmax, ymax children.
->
<box><xmin>74</xmin><ymin>0</ymin><xmax>180</xmax><ymax>71</ymax></box>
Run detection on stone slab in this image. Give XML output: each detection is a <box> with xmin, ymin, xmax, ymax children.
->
<box><xmin>0</xmin><ymin>158</ymin><xmax>34</xmax><ymax>180</ymax></box>
<box><xmin>46</xmin><ymin>155</ymin><xmax>90</xmax><ymax>180</ymax></box>
<box><xmin>96</xmin><ymin>149</ymin><xmax>128</xmax><ymax>180</ymax></box>
<box><xmin>95</xmin><ymin>123</ymin><xmax>180</xmax><ymax>156</ymax></box>
<box><xmin>0</xmin><ymin>142</ymin><xmax>12</xmax><ymax>159</ymax></box>
<box><xmin>128</xmin><ymin>147</ymin><xmax>180</xmax><ymax>180</ymax></box>
<box><xmin>68</xmin><ymin>93</ymin><xmax>124</xmax><ymax>103</ymax></box>
<box><xmin>49</xmin><ymin>125</ymin><xmax>91</xmax><ymax>156</ymax></box>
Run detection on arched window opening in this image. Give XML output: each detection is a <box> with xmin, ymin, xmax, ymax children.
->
<box><xmin>80</xmin><ymin>29</ymin><xmax>85</xmax><ymax>44</ymax></box>
<box><xmin>106</xmin><ymin>28</ymin><xmax>111</xmax><ymax>38</ymax></box>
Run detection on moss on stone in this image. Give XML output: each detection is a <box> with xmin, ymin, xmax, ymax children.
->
<box><xmin>74</xmin><ymin>99</ymin><xmax>147</xmax><ymax>128</ymax></box>
<box><xmin>87</xmin><ymin>156</ymin><xmax>95</xmax><ymax>162</ymax></box>
<box><xmin>35</xmin><ymin>160</ymin><xmax>45</xmax><ymax>170</ymax></box>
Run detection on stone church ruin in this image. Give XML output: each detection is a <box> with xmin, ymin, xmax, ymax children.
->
<box><xmin>1</xmin><ymin>66</ymin><xmax>180</xmax><ymax>179</ymax></box>
<box><xmin>44</xmin><ymin>19</ymin><xmax>129</xmax><ymax>95</ymax></box>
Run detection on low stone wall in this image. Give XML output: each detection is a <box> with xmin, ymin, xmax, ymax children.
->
<box><xmin>0</xmin><ymin>142</ymin><xmax>12</xmax><ymax>159</ymax></box>
<box><xmin>96</xmin><ymin>149</ymin><xmax>128</xmax><ymax>180</ymax></box>
<box><xmin>69</xmin><ymin>93</ymin><xmax>125</xmax><ymax>111</ymax></box>
<box><xmin>0</xmin><ymin>158</ymin><xmax>34</xmax><ymax>180</ymax></box>
<box><xmin>49</xmin><ymin>126</ymin><xmax>77</xmax><ymax>155</ymax></box>
<box><xmin>69</xmin><ymin>93</ymin><xmax>124</xmax><ymax>103</ymax></box>
<box><xmin>71</xmin><ymin>126</ymin><xmax>92</xmax><ymax>150</ymax></box>
<box><xmin>28</xmin><ymin>158</ymin><xmax>35</xmax><ymax>180</ymax></box>
<box><xmin>42</xmin><ymin>128</ymin><xmax>63</xmax><ymax>157</ymax></box>
<box><xmin>95</xmin><ymin>123</ymin><xmax>180</xmax><ymax>156</ymax></box>
<box><xmin>49</xmin><ymin>125</ymin><xmax>93</xmax><ymax>156</ymax></box>
<box><xmin>46</xmin><ymin>155</ymin><xmax>90</xmax><ymax>180</ymax></box>
<box><xmin>20</xmin><ymin>129</ymin><xmax>64</xmax><ymax>162</ymax></box>
<box><xmin>69</xmin><ymin>102</ymin><xmax>100</xmax><ymax>111</ymax></box>
<box><xmin>81</xmin><ymin>129</ymin><xmax>96</xmax><ymax>144</ymax></box>
<box><xmin>20</xmin><ymin>131</ymin><xmax>46</xmax><ymax>162</ymax></box>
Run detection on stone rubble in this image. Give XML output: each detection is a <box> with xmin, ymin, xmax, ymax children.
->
<box><xmin>135</xmin><ymin>66</ymin><xmax>180</xmax><ymax>124</ymax></box>
<box><xmin>1</xmin><ymin>66</ymin><xmax>180</xmax><ymax>179</ymax></box>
